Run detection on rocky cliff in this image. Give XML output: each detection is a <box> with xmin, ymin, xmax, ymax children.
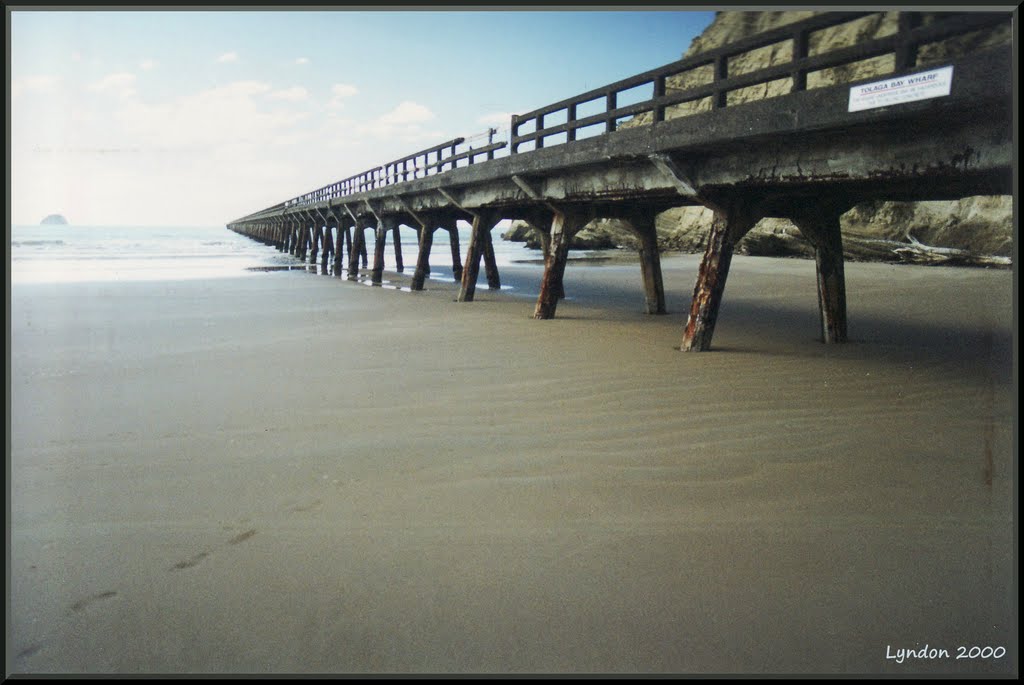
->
<box><xmin>504</xmin><ymin>11</ymin><xmax>1012</xmax><ymax>266</ymax></box>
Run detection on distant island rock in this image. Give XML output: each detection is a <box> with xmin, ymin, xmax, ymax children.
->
<box><xmin>40</xmin><ymin>214</ymin><xmax>69</xmax><ymax>225</ymax></box>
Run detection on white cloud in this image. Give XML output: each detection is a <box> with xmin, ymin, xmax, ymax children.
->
<box><xmin>294</xmin><ymin>57</ymin><xmax>310</xmax><ymax>65</ymax></box>
<box><xmin>11</xmin><ymin>70</ymin><xmax>321</xmax><ymax>225</ymax></box>
<box><xmin>327</xmin><ymin>83</ymin><xmax>359</xmax><ymax>109</ymax></box>
<box><xmin>353</xmin><ymin>101</ymin><xmax>439</xmax><ymax>141</ymax></box>
<box><xmin>331</xmin><ymin>83</ymin><xmax>359</xmax><ymax>98</ymax></box>
<box><xmin>139</xmin><ymin>59</ymin><xmax>157</xmax><ymax>70</ymax></box>
<box><xmin>87</xmin><ymin>72</ymin><xmax>137</xmax><ymax>98</ymax></box>
<box><xmin>216</xmin><ymin>52</ymin><xmax>239</xmax><ymax>63</ymax></box>
<box><xmin>12</xmin><ymin>74</ymin><xmax>60</xmax><ymax>98</ymax></box>
<box><xmin>221</xmin><ymin>80</ymin><xmax>273</xmax><ymax>97</ymax></box>
<box><xmin>380</xmin><ymin>101</ymin><xmax>434</xmax><ymax>125</ymax></box>
<box><xmin>478</xmin><ymin>112</ymin><xmax>513</xmax><ymax>127</ymax></box>
<box><xmin>318</xmin><ymin>115</ymin><xmax>359</xmax><ymax>149</ymax></box>
<box><xmin>268</xmin><ymin>86</ymin><xmax>309</xmax><ymax>102</ymax></box>
<box><xmin>114</xmin><ymin>80</ymin><xmax>304</xmax><ymax>149</ymax></box>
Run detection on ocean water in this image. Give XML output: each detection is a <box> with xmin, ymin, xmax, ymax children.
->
<box><xmin>9</xmin><ymin>223</ymin><xmax>549</xmax><ymax>285</ymax></box>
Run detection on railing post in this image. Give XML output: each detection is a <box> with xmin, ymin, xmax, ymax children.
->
<box><xmin>535</xmin><ymin>114</ymin><xmax>544</xmax><ymax>149</ymax></box>
<box><xmin>714</xmin><ymin>55</ymin><xmax>728</xmax><ymax>109</ymax></box>
<box><xmin>606</xmin><ymin>91</ymin><xmax>617</xmax><ymax>132</ymax></box>
<box><xmin>791</xmin><ymin>28</ymin><xmax>809</xmax><ymax>92</ymax></box>
<box><xmin>653</xmin><ymin>77</ymin><xmax>666</xmax><ymax>122</ymax></box>
<box><xmin>567</xmin><ymin>103</ymin><xmax>578</xmax><ymax>141</ymax></box>
<box><xmin>511</xmin><ymin>115</ymin><xmax>520</xmax><ymax>154</ymax></box>
<box><xmin>895</xmin><ymin>12</ymin><xmax>923</xmax><ymax>70</ymax></box>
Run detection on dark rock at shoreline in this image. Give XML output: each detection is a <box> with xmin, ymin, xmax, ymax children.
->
<box><xmin>501</xmin><ymin>219</ymin><xmax>621</xmax><ymax>250</ymax></box>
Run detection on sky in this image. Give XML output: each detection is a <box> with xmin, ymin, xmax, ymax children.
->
<box><xmin>9</xmin><ymin>9</ymin><xmax>716</xmax><ymax>227</ymax></box>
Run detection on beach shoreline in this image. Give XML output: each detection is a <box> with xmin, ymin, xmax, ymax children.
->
<box><xmin>8</xmin><ymin>255</ymin><xmax>1015</xmax><ymax>674</ymax></box>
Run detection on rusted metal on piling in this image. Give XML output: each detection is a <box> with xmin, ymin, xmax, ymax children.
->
<box><xmin>533</xmin><ymin>208</ymin><xmax>590</xmax><ymax>320</ymax></box>
<box><xmin>348</xmin><ymin>214</ymin><xmax>372</xmax><ymax>281</ymax></box>
<box><xmin>681</xmin><ymin>199</ymin><xmax>761</xmax><ymax>351</ymax></box>
<box><xmin>411</xmin><ymin>221</ymin><xmax>435</xmax><ymax>291</ymax></box>
<box><xmin>457</xmin><ymin>210</ymin><xmax>500</xmax><ymax>303</ymax></box>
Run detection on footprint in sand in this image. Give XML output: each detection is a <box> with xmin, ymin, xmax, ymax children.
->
<box><xmin>17</xmin><ymin>644</ymin><xmax>43</xmax><ymax>659</ymax></box>
<box><xmin>171</xmin><ymin>529</ymin><xmax>256</xmax><ymax>570</ymax></box>
<box><xmin>171</xmin><ymin>551</ymin><xmax>210</xmax><ymax>570</ymax></box>
<box><xmin>227</xmin><ymin>529</ymin><xmax>257</xmax><ymax>545</ymax></box>
<box><xmin>70</xmin><ymin>590</ymin><xmax>117</xmax><ymax>612</ymax></box>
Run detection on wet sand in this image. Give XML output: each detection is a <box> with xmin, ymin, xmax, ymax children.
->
<box><xmin>8</xmin><ymin>254</ymin><xmax>1015</xmax><ymax>675</ymax></box>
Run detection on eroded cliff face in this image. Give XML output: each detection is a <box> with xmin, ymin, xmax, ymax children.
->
<box><xmin>504</xmin><ymin>11</ymin><xmax>1013</xmax><ymax>265</ymax></box>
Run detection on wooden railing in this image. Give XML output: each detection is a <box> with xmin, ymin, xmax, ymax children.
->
<box><xmin>243</xmin><ymin>11</ymin><xmax>1009</xmax><ymax>221</ymax></box>
<box><xmin>282</xmin><ymin>132</ymin><xmax>507</xmax><ymax>209</ymax></box>
<box><xmin>510</xmin><ymin>11</ymin><xmax>1009</xmax><ymax>152</ymax></box>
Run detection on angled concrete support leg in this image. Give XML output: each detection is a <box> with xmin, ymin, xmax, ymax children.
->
<box><xmin>623</xmin><ymin>210</ymin><xmax>666</xmax><ymax>315</ymax></box>
<box><xmin>372</xmin><ymin>217</ymin><xmax>396</xmax><ymax>285</ymax></box>
<box><xmin>348</xmin><ymin>218</ymin><xmax>369</xmax><ymax>281</ymax></box>
<box><xmin>458</xmin><ymin>211</ymin><xmax>499</xmax><ymax>303</ymax></box>
<box><xmin>299</xmin><ymin>223</ymin><xmax>310</xmax><ymax>262</ymax></box>
<box><xmin>392</xmin><ymin>223</ymin><xmax>404</xmax><ymax>273</ymax></box>
<box><xmin>481</xmin><ymin>223</ymin><xmax>501</xmax><ymax>290</ymax></box>
<box><xmin>320</xmin><ymin>226</ymin><xmax>331</xmax><ymax>274</ymax></box>
<box><xmin>412</xmin><ymin>224</ymin><xmax>436</xmax><ymax>291</ymax></box>
<box><xmin>682</xmin><ymin>201</ymin><xmax>760</xmax><ymax>351</ymax></box>
<box><xmin>531</xmin><ymin>221</ymin><xmax>564</xmax><ymax>300</ymax></box>
<box><xmin>534</xmin><ymin>210</ymin><xmax>587</xmax><ymax>319</ymax></box>
<box><xmin>447</xmin><ymin>221</ymin><xmax>463</xmax><ymax>282</ymax></box>
<box><xmin>310</xmin><ymin>225</ymin><xmax>321</xmax><ymax>264</ymax></box>
<box><xmin>333</xmin><ymin>222</ymin><xmax>346</xmax><ymax>277</ymax></box>
<box><xmin>538</xmin><ymin>230</ymin><xmax>552</xmax><ymax>262</ymax></box>
<box><xmin>323</xmin><ymin>225</ymin><xmax>334</xmax><ymax>259</ymax></box>
<box><xmin>790</xmin><ymin>203</ymin><xmax>849</xmax><ymax>343</ymax></box>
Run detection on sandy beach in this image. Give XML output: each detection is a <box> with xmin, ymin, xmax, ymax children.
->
<box><xmin>8</xmin><ymin>254</ymin><xmax>1015</xmax><ymax>675</ymax></box>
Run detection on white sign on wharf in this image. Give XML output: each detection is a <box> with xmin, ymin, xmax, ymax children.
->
<box><xmin>848</xmin><ymin>65</ymin><xmax>954</xmax><ymax>112</ymax></box>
